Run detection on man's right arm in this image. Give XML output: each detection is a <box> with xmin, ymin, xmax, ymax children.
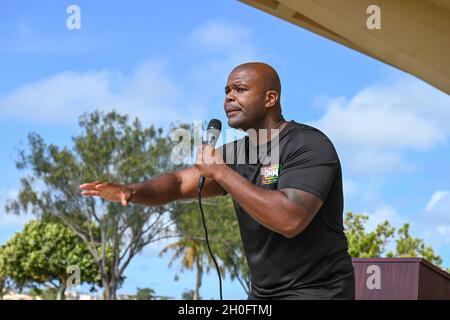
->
<box><xmin>80</xmin><ymin>166</ymin><xmax>226</xmax><ymax>206</ymax></box>
<box><xmin>127</xmin><ymin>166</ymin><xmax>225</xmax><ymax>206</ymax></box>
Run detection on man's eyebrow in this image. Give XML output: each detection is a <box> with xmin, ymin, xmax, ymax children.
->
<box><xmin>225</xmin><ymin>81</ymin><xmax>247</xmax><ymax>88</ymax></box>
<box><xmin>230</xmin><ymin>81</ymin><xmax>248</xmax><ymax>87</ymax></box>
<box><xmin>225</xmin><ymin>79</ymin><xmax>250</xmax><ymax>91</ymax></box>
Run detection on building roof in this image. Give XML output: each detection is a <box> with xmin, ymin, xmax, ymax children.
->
<box><xmin>240</xmin><ymin>0</ymin><xmax>450</xmax><ymax>94</ymax></box>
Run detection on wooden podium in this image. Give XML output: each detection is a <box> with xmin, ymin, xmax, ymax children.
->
<box><xmin>352</xmin><ymin>258</ymin><xmax>450</xmax><ymax>300</ymax></box>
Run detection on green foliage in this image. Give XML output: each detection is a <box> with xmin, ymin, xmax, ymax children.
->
<box><xmin>345</xmin><ymin>212</ymin><xmax>395</xmax><ymax>258</ymax></box>
<box><xmin>345</xmin><ymin>212</ymin><xmax>446</xmax><ymax>269</ymax></box>
<box><xmin>28</xmin><ymin>287</ymin><xmax>58</xmax><ymax>300</ymax></box>
<box><xmin>0</xmin><ymin>258</ymin><xmax>7</xmax><ymax>299</ymax></box>
<box><xmin>162</xmin><ymin>195</ymin><xmax>250</xmax><ymax>297</ymax></box>
<box><xmin>135</xmin><ymin>287</ymin><xmax>155</xmax><ymax>300</ymax></box>
<box><xmin>182</xmin><ymin>289</ymin><xmax>198</xmax><ymax>300</ymax></box>
<box><xmin>0</xmin><ymin>220</ymin><xmax>101</xmax><ymax>299</ymax></box>
<box><xmin>5</xmin><ymin>111</ymin><xmax>182</xmax><ymax>299</ymax></box>
<box><xmin>386</xmin><ymin>223</ymin><xmax>443</xmax><ymax>266</ymax></box>
<box><xmin>0</xmin><ymin>279</ymin><xmax>5</xmax><ymax>299</ymax></box>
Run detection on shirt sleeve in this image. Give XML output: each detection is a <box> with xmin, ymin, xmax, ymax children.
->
<box><xmin>277</xmin><ymin>134</ymin><xmax>339</xmax><ymax>201</ymax></box>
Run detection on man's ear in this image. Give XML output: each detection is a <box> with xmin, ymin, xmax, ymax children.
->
<box><xmin>265</xmin><ymin>90</ymin><xmax>279</xmax><ymax>108</ymax></box>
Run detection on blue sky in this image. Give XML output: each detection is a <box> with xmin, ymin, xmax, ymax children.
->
<box><xmin>0</xmin><ymin>0</ymin><xmax>449</xmax><ymax>299</ymax></box>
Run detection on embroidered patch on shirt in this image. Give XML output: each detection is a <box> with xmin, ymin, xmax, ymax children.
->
<box><xmin>260</xmin><ymin>164</ymin><xmax>281</xmax><ymax>185</ymax></box>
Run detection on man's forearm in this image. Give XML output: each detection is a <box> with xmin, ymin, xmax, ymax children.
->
<box><xmin>212</xmin><ymin>165</ymin><xmax>306</xmax><ymax>237</ymax></box>
<box><xmin>126</xmin><ymin>172</ymin><xmax>182</xmax><ymax>206</ymax></box>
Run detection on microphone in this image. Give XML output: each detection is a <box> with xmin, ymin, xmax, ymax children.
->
<box><xmin>198</xmin><ymin>119</ymin><xmax>222</xmax><ymax>190</ymax></box>
<box><xmin>197</xmin><ymin>118</ymin><xmax>224</xmax><ymax>299</ymax></box>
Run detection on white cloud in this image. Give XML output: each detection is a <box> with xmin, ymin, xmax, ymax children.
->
<box><xmin>0</xmin><ymin>60</ymin><xmax>189</xmax><ymax>126</ymax></box>
<box><xmin>437</xmin><ymin>226</ymin><xmax>450</xmax><ymax>240</ymax></box>
<box><xmin>409</xmin><ymin>191</ymin><xmax>450</xmax><ymax>250</ymax></box>
<box><xmin>362</xmin><ymin>205</ymin><xmax>406</xmax><ymax>233</ymax></box>
<box><xmin>0</xmin><ymin>212</ymin><xmax>31</xmax><ymax>228</ymax></box>
<box><xmin>311</xmin><ymin>77</ymin><xmax>450</xmax><ymax>175</ymax></box>
<box><xmin>0</xmin><ymin>21</ymin><xmax>100</xmax><ymax>55</ymax></box>
<box><xmin>191</xmin><ymin>20</ymin><xmax>253</xmax><ymax>52</ymax></box>
<box><xmin>357</xmin><ymin>205</ymin><xmax>405</xmax><ymax>254</ymax></box>
<box><xmin>420</xmin><ymin>190</ymin><xmax>450</xmax><ymax>243</ymax></box>
<box><xmin>358</xmin><ymin>202</ymin><xmax>450</xmax><ymax>266</ymax></box>
<box><xmin>183</xmin><ymin>20</ymin><xmax>267</xmax><ymax>98</ymax></box>
<box><xmin>359</xmin><ymin>190</ymin><xmax>450</xmax><ymax>262</ymax></box>
<box><xmin>343</xmin><ymin>178</ymin><xmax>358</xmax><ymax>198</ymax></box>
<box><xmin>426</xmin><ymin>190</ymin><xmax>450</xmax><ymax>212</ymax></box>
<box><xmin>326</xmin><ymin>78</ymin><xmax>450</xmax><ymax>260</ymax></box>
<box><xmin>343</xmin><ymin>177</ymin><xmax>387</xmax><ymax>211</ymax></box>
<box><xmin>0</xmin><ymin>20</ymin><xmax>265</xmax><ymax>127</ymax></box>
<box><xmin>344</xmin><ymin>149</ymin><xmax>409</xmax><ymax>176</ymax></box>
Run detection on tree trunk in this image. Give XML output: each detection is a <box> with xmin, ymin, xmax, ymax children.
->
<box><xmin>102</xmin><ymin>276</ymin><xmax>111</xmax><ymax>300</ymax></box>
<box><xmin>110</xmin><ymin>281</ymin><xmax>117</xmax><ymax>300</ymax></box>
<box><xmin>57</xmin><ymin>286</ymin><xmax>66</xmax><ymax>300</ymax></box>
<box><xmin>102</xmin><ymin>277</ymin><xmax>118</xmax><ymax>300</ymax></box>
<box><xmin>194</xmin><ymin>258</ymin><xmax>203</xmax><ymax>300</ymax></box>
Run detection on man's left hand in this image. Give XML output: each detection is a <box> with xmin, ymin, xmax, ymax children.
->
<box><xmin>195</xmin><ymin>144</ymin><xmax>225</xmax><ymax>179</ymax></box>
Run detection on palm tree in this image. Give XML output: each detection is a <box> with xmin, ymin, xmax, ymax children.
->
<box><xmin>159</xmin><ymin>238</ymin><xmax>211</xmax><ymax>300</ymax></box>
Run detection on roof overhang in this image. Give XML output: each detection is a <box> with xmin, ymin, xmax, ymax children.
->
<box><xmin>239</xmin><ymin>0</ymin><xmax>450</xmax><ymax>94</ymax></box>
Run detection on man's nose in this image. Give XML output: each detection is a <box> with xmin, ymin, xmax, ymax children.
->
<box><xmin>226</xmin><ymin>91</ymin><xmax>235</xmax><ymax>102</ymax></box>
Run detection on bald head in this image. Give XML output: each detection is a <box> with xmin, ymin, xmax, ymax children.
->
<box><xmin>224</xmin><ymin>62</ymin><xmax>284</xmax><ymax>130</ymax></box>
<box><xmin>230</xmin><ymin>62</ymin><xmax>281</xmax><ymax>97</ymax></box>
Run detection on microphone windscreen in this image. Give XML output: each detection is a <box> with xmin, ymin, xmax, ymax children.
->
<box><xmin>207</xmin><ymin>119</ymin><xmax>222</xmax><ymax>132</ymax></box>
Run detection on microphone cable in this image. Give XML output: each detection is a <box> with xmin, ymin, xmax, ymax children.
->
<box><xmin>198</xmin><ymin>181</ymin><xmax>223</xmax><ymax>300</ymax></box>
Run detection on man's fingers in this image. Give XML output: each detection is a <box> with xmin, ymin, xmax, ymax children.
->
<box><xmin>81</xmin><ymin>190</ymin><xmax>100</xmax><ymax>196</ymax></box>
<box><xmin>79</xmin><ymin>181</ymin><xmax>102</xmax><ymax>190</ymax></box>
<box><xmin>81</xmin><ymin>181</ymin><xmax>129</xmax><ymax>205</ymax></box>
<box><xmin>121</xmin><ymin>193</ymin><xmax>128</xmax><ymax>206</ymax></box>
<box><xmin>95</xmin><ymin>182</ymin><xmax>110</xmax><ymax>189</ymax></box>
<box><xmin>200</xmin><ymin>145</ymin><xmax>216</xmax><ymax>165</ymax></box>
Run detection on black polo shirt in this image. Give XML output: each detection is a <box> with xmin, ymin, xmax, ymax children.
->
<box><xmin>219</xmin><ymin>121</ymin><xmax>355</xmax><ymax>300</ymax></box>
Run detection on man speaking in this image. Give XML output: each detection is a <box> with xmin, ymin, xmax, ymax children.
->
<box><xmin>80</xmin><ymin>62</ymin><xmax>355</xmax><ymax>300</ymax></box>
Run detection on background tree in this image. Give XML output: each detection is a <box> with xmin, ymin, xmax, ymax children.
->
<box><xmin>162</xmin><ymin>195</ymin><xmax>250</xmax><ymax>298</ymax></box>
<box><xmin>135</xmin><ymin>287</ymin><xmax>156</xmax><ymax>300</ymax></box>
<box><xmin>344</xmin><ymin>212</ymin><xmax>446</xmax><ymax>270</ymax></box>
<box><xmin>160</xmin><ymin>237</ymin><xmax>211</xmax><ymax>300</ymax></box>
<box><xmin>182</xmin><ymin>289</ymin><xmax>198</xmax><ymax>300</ymax></box>
<box><xmin>0</xmin><ymin>220</ymin><xmax>101</xmax><ymax>299</ymax></box>
<box><xmin>209</xmin><ymin>196</ymin><xmax>250</xmax><ymax>294</ymax></box>
<box><xmin>0</xmin><ymin>257</ymin><xmax>8</xmax><ymax>299</ymax></box>
<box><xmin>345</xmin><ymin>212</ymin><xmax>395</xmax><ymax>258</ymax></box>
<box><xmin>0</xmin><ymin>277</ymin><xmax>5</xmax><ymax>300</ymax></box>
<box><xmin>386</xmin><ymin>223</ymin><xmax>443</xmax><ymax>266</ymax></box>
<box><xmin>166</xmin><ymin>207</ymin><xmax>448</xmax><ymax>299</ymax></box>
<box><xmin>5</xmin><ymin>111</ymin><xmax>183</xmax><ymax>299</ymax></box>
<box><xmin>28</xmin><ymin>287</ymin><xmax>58</xmax><ymax>300</ymax></box>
